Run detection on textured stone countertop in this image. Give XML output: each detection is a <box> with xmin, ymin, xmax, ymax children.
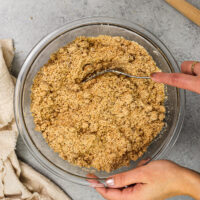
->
<box><xmin>0</xmin><ymin>0</ymin><xmax>199</xmax><ymax>199</ymax></box>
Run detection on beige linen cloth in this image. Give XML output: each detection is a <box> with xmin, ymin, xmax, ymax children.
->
<box><xmin>0</xmin><ymin>39</ymin><xmax>71</xmax><ymax>200</ymax></box>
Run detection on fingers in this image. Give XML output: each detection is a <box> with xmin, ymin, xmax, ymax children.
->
<box><xmin>151</xmin><ymin>72</ymin><xmax>200</xmax><ymax>94</ymax></box>
<box><xmin>137</xmin><ymin>159</ymin><xmax>150</xmax><ymax>167</ymax></box>
<box><xmin>87</xmin><ymin>174</ymin><xmax>137</xmax><ymax>200</ymax></box>
<box><xmin>181</xmin><ymin>61</ymin><xmax>200</xmax><ymax>75</ymax></box>
<box><xmin>88</xmin><ymin>160</ymin><xmax>148</xmax><ymax>189</ymax></box>
<box><xmin>87</xmin><ymin>174</ymin><xmax>105</xmax><ymax>188</ymax></box>
<box><xmin>106</xmin><ymin>167</ymin><xmax>146</xmax><ymax>188</ymax></box>
<box><xmin>96</xmin><ymin>186</ymin><xmax>135</xmax><ymax>200</ymax></box>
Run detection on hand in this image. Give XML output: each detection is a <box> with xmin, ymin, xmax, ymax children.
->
<box><xmin>88</xmin><ymin>160</ymin><xmax>200</xmax><ymax>200</ymax></box>
<box><xmin>151</xmin><ymin>61</ymin><xmax>200</xmax><ymax>94</ymax></box>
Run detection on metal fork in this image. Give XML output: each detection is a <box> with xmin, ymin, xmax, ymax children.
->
<box><xmin>82</xmin><ymin>69</ymin><xmax>150</xmax><ymax>82</ymax></box>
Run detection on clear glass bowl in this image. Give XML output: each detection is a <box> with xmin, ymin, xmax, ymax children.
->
<box><xmin>14</xmin><ymin>17</ymin><xmax>185</xmax><ymax>185</ymax></box>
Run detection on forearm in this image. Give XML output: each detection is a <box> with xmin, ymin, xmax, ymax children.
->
<box><xmin>183</xmin><ymin>168</ymin><xmax>200</xmax><ymax>199</ymax></box>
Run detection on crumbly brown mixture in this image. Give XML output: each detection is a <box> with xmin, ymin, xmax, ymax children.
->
<box><xmin>31</xmin><ymin>35</ymin><xmax>165</xmax><ymax>172</ymax></box>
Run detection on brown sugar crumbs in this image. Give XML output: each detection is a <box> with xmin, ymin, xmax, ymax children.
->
<box><xmin>31</xmin><ymin>35</ymin><xmax>165</xmax><ymax>172</ymax></box>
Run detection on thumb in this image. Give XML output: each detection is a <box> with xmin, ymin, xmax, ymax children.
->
<box><xmin>106</xmin><ymin>167</ymin><xmax>146</xmax><ymax>188</ymax></box>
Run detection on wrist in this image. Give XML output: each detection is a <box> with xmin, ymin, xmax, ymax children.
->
<box><xmin>182</xmin><ymin>168</ymin><xmax>200</xmax><ymax>199</ymax></box>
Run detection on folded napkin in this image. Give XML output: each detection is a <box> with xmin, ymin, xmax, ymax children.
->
<box><xmin>0</xmin><ymin>39</ymin><xmax>71</xmax><ymax>200</ymax></box>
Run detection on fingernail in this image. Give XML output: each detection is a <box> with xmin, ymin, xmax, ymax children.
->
<box><xmin>106</xmin><ymin>178</ymin><xmax>114</xmax><ymax>186</ymax></box>
<box><xmin>150</xmin><ymin>72</ymin><xmax>157</xmax><ymax>78</ymax></box>
<box><xmin>90</xmin><ymin>183</ymin><xmax>105</xmax><ymax>188</ymax></box>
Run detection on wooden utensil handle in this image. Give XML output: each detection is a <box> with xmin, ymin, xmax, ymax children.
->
<box><xmin>165</xmin><ymin>0</ymin><xmax>200</xmax><ymax>26</ymax></box>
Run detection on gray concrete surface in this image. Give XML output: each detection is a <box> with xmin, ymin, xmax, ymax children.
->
<box><xmin>0</xmin><ymin>0</ymin><xmax>200</xmax><ymax>199</ymax></box>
